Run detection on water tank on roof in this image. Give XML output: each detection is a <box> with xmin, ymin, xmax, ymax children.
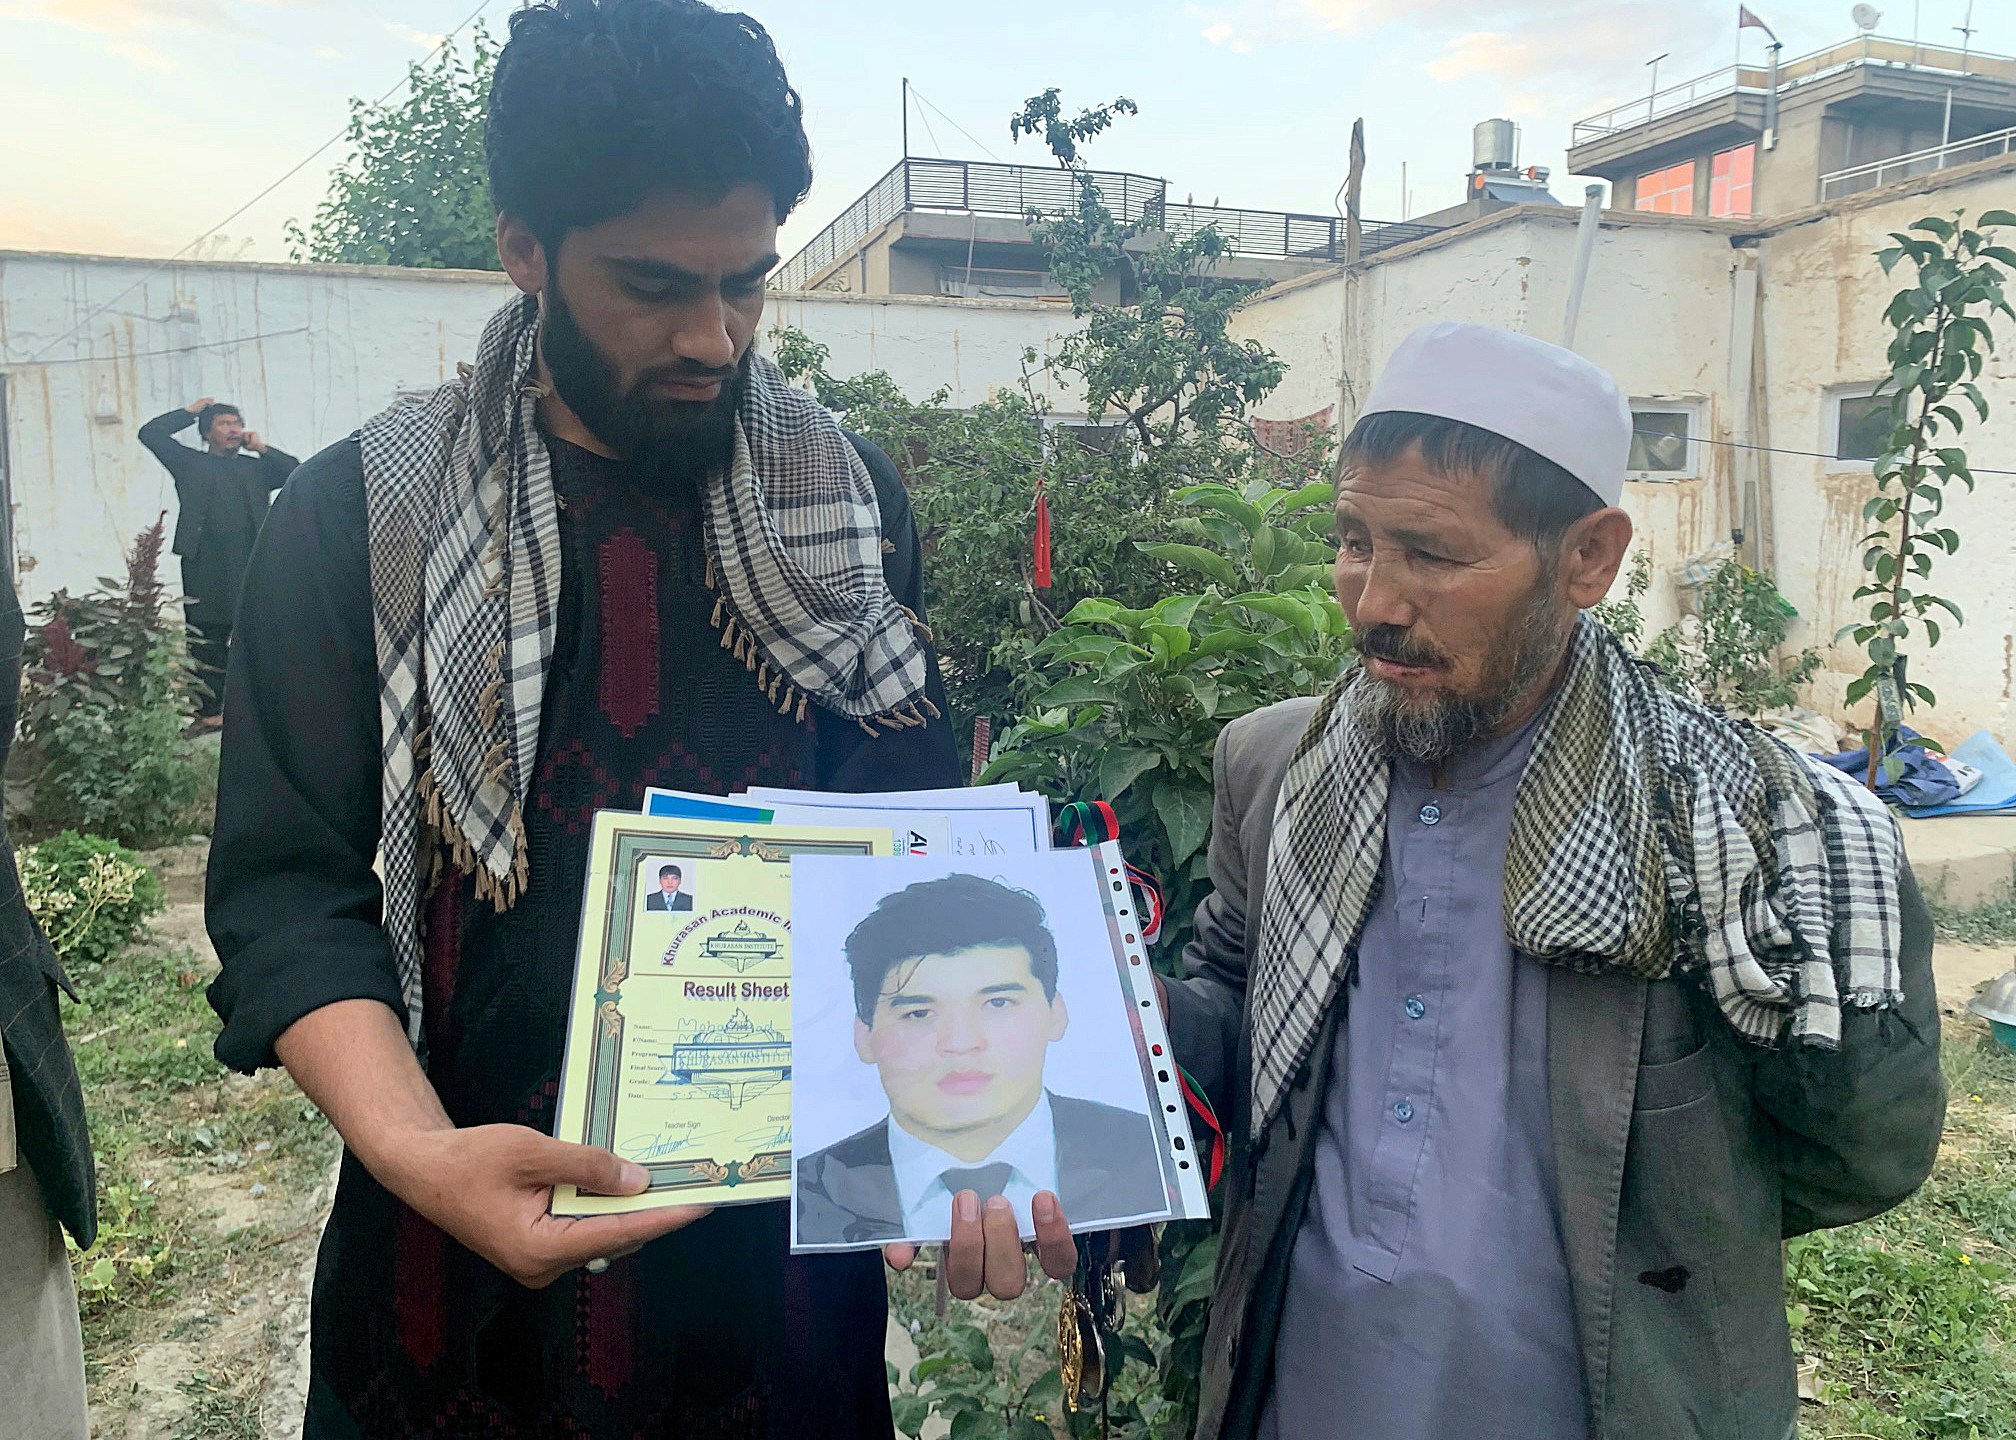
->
<box><xmin>1473</xmin><ymin>119</ymin><xmax>1518</xmax><ymax>172</ymax></box>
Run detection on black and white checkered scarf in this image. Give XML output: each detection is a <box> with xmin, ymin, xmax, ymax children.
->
<box><xmin>359</xmin><ymin>295</ymin><xmax>933</xmax><ymax>1047</ymax></box>
<box><xmin>1248</xmin><ymin>615</ymin><xmax>1905</xmax><ymax>1137</ymax></box>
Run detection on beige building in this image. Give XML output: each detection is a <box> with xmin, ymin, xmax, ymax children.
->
<box><xmin>1229</xmin><ymin>151</ymin><xmax>2016</xmax><ymax>746</ymax></box>
<box><xmin>771</xmin><ymin>156</ymin><xmax>1442</xmax><ymax>300</ymax></box>
<box><xmin>1568</xmin><ymin>32</ymin><xmax>2016</xmax><ymax>219</ymax></box>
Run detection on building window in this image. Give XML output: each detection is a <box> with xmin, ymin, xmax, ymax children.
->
<box><xmin>1049</xmin><ymin>419</ymin><xmax>1125</xmax><ymax>456</ymax></box>
<box><xmin>1709</xmin><ymin>145</ymin><xmax>1755</xmax><ymax>218</ymax></box>
<box><xmin>1828</xmin><ymin>386</ymin><xmax>1895</xmax><ymax>468</ymax></box>
<box><xmin>1634</xmin><ymin>161</ymin><xmax>1696</xmax><ymax>216</ymax></box>
<box><xmin>1627</xmin><ymin>403</ymin><xmax>1702</xmax><ymax>481</ymax></box>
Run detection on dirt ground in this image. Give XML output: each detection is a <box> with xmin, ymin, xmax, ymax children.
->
<box><xmin>78</xmin><ymin>842</ymin><xmax>334</xmax><ymax>1440</ymax></box>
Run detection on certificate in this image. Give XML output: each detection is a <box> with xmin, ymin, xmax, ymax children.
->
<box><xmin>552</xmin><ymin>812</ymin><xmax>891</xmax><ymax>1215</ymax></box>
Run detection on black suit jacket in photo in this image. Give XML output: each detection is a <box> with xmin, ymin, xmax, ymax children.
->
<box><xmin>645</xmin><ymin>891</ymin><xmax>694</xmax><ymax>912</ymax></box>
<box><xmin>794</xmin><ymin>1091</ymin><xmax>1167</xmax><ymax>1247</ymax></box>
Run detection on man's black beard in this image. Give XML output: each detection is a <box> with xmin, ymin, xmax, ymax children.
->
<box><xmin>1352</xmin><ymin>566</ymin><xmax>1573</xmax><ymax>763</ymax></box>
<box><xmin>541</xmin><ymin>281</ymin><xmax>743</xmax><ymax>476</ymax></box>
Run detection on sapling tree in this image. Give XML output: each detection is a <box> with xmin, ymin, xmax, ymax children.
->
<box><xmin>1843</xmin><ymin>208</ymin><xmax>2012</xmax><ymax>787</ymax></box>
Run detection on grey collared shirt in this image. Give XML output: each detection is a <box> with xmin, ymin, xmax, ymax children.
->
<box><xmin>1262</xmin><ymin>713</ymin><xmax>1589</xmax><ymax>1440</ymax></box>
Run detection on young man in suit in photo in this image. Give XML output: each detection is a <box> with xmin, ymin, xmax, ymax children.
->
<box><xmin>645</xmin><ymin>864</ymin><xmax>694</xmax><ymax>911</ymax></box>
<box><xmin>796</xmin><ymin>873</ymin><xmax>1165</xmax><ymax>1246</ymax></box>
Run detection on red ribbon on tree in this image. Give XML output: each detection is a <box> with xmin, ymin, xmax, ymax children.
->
<box><xmin>1032</xmin><ymin>476</ymin><xmax>1053</xmax><ymax>590</ymax></box>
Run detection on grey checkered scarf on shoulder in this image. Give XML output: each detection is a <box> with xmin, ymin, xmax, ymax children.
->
<box><xmin>1247</xmin><ymin>614</ymin><xmax>1905</xmax><ymax>1137</ymax></box>
<box><xmin>359</xmin><ymin>294</ymin><xmax>934</xmax><ymax>1048</ymax></box>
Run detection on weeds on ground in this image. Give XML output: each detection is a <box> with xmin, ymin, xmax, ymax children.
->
<box><xmin>173</xmin><ymin>1369</ymin><xmax>264</xmax><ymax>1440</ymax></box>
<box><xmin>65</xmin><ymin>930</ymin><xmax>334</xmax><ymax>1430</ymax></box>
<box><xmin>1928</xmin><ymin>876</ymin><xmax>2016</xmax><ymax>948</ymax></box>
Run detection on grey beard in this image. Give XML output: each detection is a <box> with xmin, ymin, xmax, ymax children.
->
<box><xmin>1353</xmin><ymin>583</ymin><xmax>1573</xmax><ymax>763</ymax></box>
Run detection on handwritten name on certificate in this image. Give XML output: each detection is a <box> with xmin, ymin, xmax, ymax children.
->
<box><xmin>552</xmin><ymin>812</ymin><xmax>891</xmax><ymax>1214</ymax></box>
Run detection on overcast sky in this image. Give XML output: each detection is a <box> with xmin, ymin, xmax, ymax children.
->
<box><xmin>0</xmin><ymin>0</ymin><xmax>2000</xmax><ymax>266</ymax></box>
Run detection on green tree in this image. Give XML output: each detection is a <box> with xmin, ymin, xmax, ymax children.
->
<box><xmin>774</xmin><ymin>89</ymin><xmax>1296</xmax><ymax>760</ymax></box>
<box><xmin>773</xmin><ymin>331</ymin><xmax>1181</xmax><ymax>751</ymax></box>
<box><xmin>287</xmin><ymin>28</ymin><xmax>500</xmax><ymax>270</ymax></box>
<box><xmin>1844</xmin><ymin>207</ymin><xmax>2012</xmax><ymax>784</ymax></box>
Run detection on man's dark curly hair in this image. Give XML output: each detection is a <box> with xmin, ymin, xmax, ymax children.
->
<box><xmin>486</xmin><ymin>0</ymin><xmax>813</xmax><ymax>245</ymax></box>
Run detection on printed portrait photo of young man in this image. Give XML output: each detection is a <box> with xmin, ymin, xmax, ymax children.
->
<box><xmin>794</xmin><ymin>873</ymin><xmax>1167</xmax><ymax>1248</ymax></box>
<box><xmin>643</xmin><ymin>863</ymin><xmax>695</xmax><ymax>912</ymax></box>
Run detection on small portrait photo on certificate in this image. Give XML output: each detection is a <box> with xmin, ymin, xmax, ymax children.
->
<box><xmin>639</xmin><ymin>858</ymin><xmax>697</xmax><ymax>914</ymax></box>
<box><xmin>789</xmin><ymin>854</ymin><xmax>1174</xmax><ymax>1250</ymax></box>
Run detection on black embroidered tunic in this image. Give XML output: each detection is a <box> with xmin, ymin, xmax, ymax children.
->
<box><xmin>206</xmin><ymin>431</ymin><xmax>958</xmax><ymax>1438</ymax></box>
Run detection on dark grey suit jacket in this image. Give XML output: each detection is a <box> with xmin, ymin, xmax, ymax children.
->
<box><xmin>644</xmin><ymin>891</ymin><xmax>693</xmax><ymax>912</ymax></box>
<box><xmin>1164</xmin><ymin>697</ymin><xmax>1946</xmax><ymax>1440</ymax></box>
<box><xmin>0</xmin><ymin>579</ymin><xmax>95</xmax><ymax>1246</ymax></box>
<box><xmin>795</xmin><ymin>1092</ymin><xmax>1167</xmax><ymax>1246</ymax></box>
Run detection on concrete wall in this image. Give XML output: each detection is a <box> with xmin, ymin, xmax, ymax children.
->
<box><xmin>0</xmin><ymin>251</ymin><xmax>1081</xmax><ymax>605</ymax></box>
<box><xmin>1229</xmin><ymin>159</ymin><xmax>2016</xmax><ymax>743</ymax></box>
<box><xmin>764</xmin><ymin>289</ymin><xmax>1082</xmax><ymax>407</ymax></box>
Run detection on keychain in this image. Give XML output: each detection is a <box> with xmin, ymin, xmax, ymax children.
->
<box><xmin>1060</xmin><ymin>1233</ymin><xmax>1120</xmax><ymax>1420</ymax></box>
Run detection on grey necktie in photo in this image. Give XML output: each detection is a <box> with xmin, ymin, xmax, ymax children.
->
<box><xmin>939</xmin><ymin>1162</ymin><xmax>1015</xmax><ymax>1201</ymax></box>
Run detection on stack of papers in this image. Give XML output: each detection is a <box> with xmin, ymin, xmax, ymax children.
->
<box><xmin>553</xmin><ymin>785</ymin><xmax>1210</xmax><ymax>1248</ymax></box>
<box><xmin>644</xmin><ymin>781</ymin><xmax>1054</xmax><ymax>859</ymax></box>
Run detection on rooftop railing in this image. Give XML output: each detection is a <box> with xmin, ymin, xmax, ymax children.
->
<box><xmin>772</xmin><ymin>157</ymin><xmax>1444</xmax><ymax>291</ymax></box>
<box><xmin>1154</xmin><ymin>201</ymin><xmax>1444</xmax><ymax>261</ymax></box>
<box><xmin>1571</xmin><ymin>34</ymin><xmax>2016</xmax><ymax>146</ymax></box>
<box><xmin>1818</xmin><ymin>122</ymin><xmax>2016</xmax><ymax>200</ymax></box>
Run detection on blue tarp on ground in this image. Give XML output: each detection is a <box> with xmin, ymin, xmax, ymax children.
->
<box><xmin>1900</xmin><ymin>729</ymin><xmax>2016</xmax><ymax>818</ymax></box>
<box><xmin>1816</xmin><ymin>726</ymin><xmax>1963</xmax><ymax>809</ymax></box>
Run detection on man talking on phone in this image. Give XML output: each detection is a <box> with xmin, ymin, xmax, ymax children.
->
<box><xmin>138</xmin><ymin>397</ymin><xmax>297</xmax><ymax>725</ymax></box>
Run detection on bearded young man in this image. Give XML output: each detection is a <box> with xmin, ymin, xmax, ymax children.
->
<box><xmin>204</xmin><ymin>4</ymin><xmax>1066</xmax><ymax>1435</ymax></box>
<box><xmin>1163</xmin><ymin>322</ymin><xmax>1945</xmax><ymax>1440</ymax></box>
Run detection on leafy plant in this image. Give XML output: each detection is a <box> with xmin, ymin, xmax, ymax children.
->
<box><xmin>19</xmin><ymin>831</ymin><xmax>164</xmax><ymax>967</ymax></box>
<box><xmin>890</xmin><ymin>1316</ymin><xmax>1060</xmax><ymax>1440</ymax></box>
<box><xmin>1645</xmin><ymin>558</ymin><xmax>1820</xmax><ymax>714</ymax></box>
<box><xmin>286</xmin><ymin>27</ymin><xmax>500</xmax><ymax>270</ymax></box>
<box><xmin>1592</xmin><ymin>551</ymin><xmax>1818</xmax><ymax>716</ymax></box>
<box><xmin>30</xmin><ymin>701</ymin><xmax>216</xmax><ymax>849</ymax></box>
<box><xmin>1591</xmin><ymin>549</ymin><xmax>1651</xmax><ymax>650</ymax></box>
<box><xmin>22</xmin><ymin>517</ymin><xmax>198</xmax><ymax>735</ymax></box>
<box><xmin>888</xmin><ymin>1287</ymin><xmax>1191</xmax><ymax>1440</ymax></box>
<box><xmin>777</xmin><ymin>88</ymin><xmax>1299</xmax><ymax>775</ymax></box>
<box><xmin>1843</xmin><ymin>207</ymin><xmax>2013</xmax><ymax>786</ymax></box>
<box><xmin>984</xmin><ymin>476</ymin><xmax>1350</xmax><ymax>962</ymax></box>
<box><xmin>1010</xmin><ymin>90</ymin><xmax>1285</xmax><ymax>451</ymax></box>
<box><xmin>68</xmin><ymin>1180</ymin><xmax>174</xmax><ymax>1315</ymax></box>
<box><xmin>772</xmin><ymin>331</ymin><xmax>1182</xmax><ymax>745</ymax></box>
<box><xmin>17</xmin><ymin>520</ymin><xmax>215</xmax><ymax>847</ymax></box>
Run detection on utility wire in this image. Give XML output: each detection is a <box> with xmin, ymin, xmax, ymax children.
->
<box><xmin>12</xmin><ymin>327</ymin><xmax>311</xmax><ymax>368</ymax></box>
<box><xmin>1643</xmin><ymin>428</ymin><xmax>2016</xmax><ymax>477</ymax></box>
<box><xmin>907</xmin><ymin>84</ymin><xmax>1006</xmax><ymax>163</ymax></box>
<box><xmin>19</xmin><ymin>0</ymin><xmax>500</xmax><ymax>367</ymax></box>
<box><xmin>911</xmin><ymin>104</ymin><xmax>949</xmax><ymax>163</ymax></box>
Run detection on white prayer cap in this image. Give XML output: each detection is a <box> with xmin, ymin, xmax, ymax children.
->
<box><xmin>1357</xmin><ymin>322</ymin><xmax>1631</xmax><ymax>507</ymax></box>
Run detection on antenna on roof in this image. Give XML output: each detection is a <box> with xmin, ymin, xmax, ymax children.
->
<box><xmin>1851</xmin><ymin>4</ymin><xmax>1882</xmax><ymax>33</ymax></box>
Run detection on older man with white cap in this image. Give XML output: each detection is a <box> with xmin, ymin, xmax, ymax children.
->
<box><xmin>1161</xmin><ymin>322</ymin><xmax>1945</xmax><ymax>1440</ymax></box>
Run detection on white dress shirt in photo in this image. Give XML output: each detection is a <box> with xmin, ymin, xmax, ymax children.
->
<box><xmin>886</xmin><ymin>1091</ymin><xmax>1060</xmax><ymax>1240</ymax></box>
